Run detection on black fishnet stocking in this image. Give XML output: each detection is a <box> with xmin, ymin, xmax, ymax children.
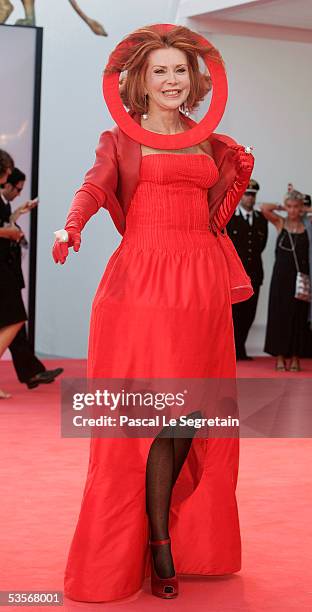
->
<box><xmin>146</xmin><ymin>437</ymin><xmax>175</xmax><ymax>578</ymax></box>
<box><xmin>145</xmin><ymin>411</ymin><xmax>200</xmax><ymax>578</ymax></box>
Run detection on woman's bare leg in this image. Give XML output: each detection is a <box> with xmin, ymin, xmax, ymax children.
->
<box><xmin>0</xmin><ymin>322</ymin><xmax>24</xmax><ymax>357</ymax></box>
<box><xmin>289</xmin><ymin>355</ymin><xmax>301</xmax><ymax>371</ymax></box>
<box><xmin>0</xmin><ymin>322</ymin><xmax>24</xmax><ymax>397</ymax></box>
<box><xmin>276</xmin><ymin>354</ymin><xmax>287</xmax><ymax>370</ymax></box>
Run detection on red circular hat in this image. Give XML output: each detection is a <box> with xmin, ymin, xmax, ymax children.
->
<box><xmin>102</xmin><ymin>24</ymin><xmax>228</xmax><ymax>150</ymax></box>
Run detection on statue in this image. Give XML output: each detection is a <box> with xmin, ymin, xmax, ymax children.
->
<box><xmin>0</xmin><ymin>0</ymin><xmax>107</xmax><ymax>35</ymax></box>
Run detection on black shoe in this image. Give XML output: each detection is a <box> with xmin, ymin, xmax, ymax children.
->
<box><xmin>26</xmin><ymin>367</ymin><xmax>64</xmax><ymax>389</ymax></box>
<box><xmin>40</xmin><ymin>367</ymin><xmax>64</xmax><ymax>380</ymax></box>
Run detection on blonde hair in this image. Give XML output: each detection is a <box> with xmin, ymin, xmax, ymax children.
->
<box><xmin>104</xmin><ymin>24</ymin><xmax>224</xmax><ymax>114</ymax></box>
<box><xmin>284</xmin><ymin>189</ymin><xmax>305</xmax><ymax>204</ymax></box>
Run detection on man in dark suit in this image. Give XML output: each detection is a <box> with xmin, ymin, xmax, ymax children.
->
<box><xmin>226</xmin><ymin>179</ymin><xmax>268</xmax><ymax>360</ymax></box>
<box><xmin>0</xmin><ymin>168</ymin><xmax>63</xmax><ymax>388</ymax></box>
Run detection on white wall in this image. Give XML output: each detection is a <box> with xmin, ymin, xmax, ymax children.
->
<box><xmin>197</xmin><ymin>33</ymin><xmax>312</xmax><ymax>338</ymax></box>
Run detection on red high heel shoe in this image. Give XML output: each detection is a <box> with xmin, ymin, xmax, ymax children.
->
<box><xmin>150</xmin><ymin>537</ymin><xmax>179</xmax><ymax>599</ymax></box>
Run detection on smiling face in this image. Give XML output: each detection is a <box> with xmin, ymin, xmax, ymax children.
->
<box><xmin>143</xmin><ymin>47</ymin><xmax>190</xmax><ymax>113</ymax></box>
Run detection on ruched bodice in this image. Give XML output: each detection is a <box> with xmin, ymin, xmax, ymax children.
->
<box><xmin>124</xmin><ymin>153</ymin><xmax>219</xmax><ymax>248</ymax></box>
<box><xmin>138</xmin><ymin>153</ymin><xmax>219</xmax><ymax>187</ymax></box>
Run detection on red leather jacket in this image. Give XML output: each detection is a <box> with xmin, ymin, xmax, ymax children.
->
<box><xmin>75</xmin><ymin>112</ymin><xmax>239</xmax><ymax>234</ymax></box>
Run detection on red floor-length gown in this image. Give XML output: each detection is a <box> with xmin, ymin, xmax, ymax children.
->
<box><xmin>64</xmin><ymin>152</ymin><xmax>241</xmax><ymax>602</ymax></box>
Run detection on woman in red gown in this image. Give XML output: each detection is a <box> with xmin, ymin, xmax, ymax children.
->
<box><xmin>53</xmin><ymin>24</ymin><xmax>254</xmax><ymax>602</ymax></box>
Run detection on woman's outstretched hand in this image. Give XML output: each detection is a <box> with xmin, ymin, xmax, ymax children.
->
<box><xmin>52</xmin><ymin>229</ymin><xmax>81</xmax><ymax>264</ymax></box>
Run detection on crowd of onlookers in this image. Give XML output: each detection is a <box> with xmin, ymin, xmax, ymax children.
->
<box><xmin>227</xmin><ymin>179</ymin><xmax>312</xmax><ymax>371</ymax></box>
<box><xmin>0</xmin><ymin>148</ymin><xmax>63</xmax><ymax>399</ymax></box>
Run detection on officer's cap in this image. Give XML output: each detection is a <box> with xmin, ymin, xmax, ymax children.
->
<box><xmin>245</xmin><ymin>179</ymin><xmax>260</xmax><ymax>194</ymax></box>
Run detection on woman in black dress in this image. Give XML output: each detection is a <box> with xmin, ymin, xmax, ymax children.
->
<box><xmin>0</xmin><ymin>150</ymin><xmax>26</xmax><ymax>399</ymax></box>
<box><xmin>261</xmin><ymin>190</ymin><xmax>311</xmax><ymax>371</ymax></box>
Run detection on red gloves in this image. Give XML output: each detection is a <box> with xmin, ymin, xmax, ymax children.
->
<box><xmin>211</xmin><ymin>145</ymin><xmax>254</xmax><ymax>232</ymax></box>
<box><xmin>52</xmin><ymin>129</ymin><xmax>118</xmax><ymax>264</ymax></box>
<box><xmin>52</xmin><ymin>190</ymin><xmax>102</xmax><ymax>264</ymax></box>
<box><xmin>52</xmin><ymin>227</ymin><xmax>81</xmax><ymax>265</ymax></box>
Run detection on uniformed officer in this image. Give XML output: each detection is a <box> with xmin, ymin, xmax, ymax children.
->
<box><xmin>226</xmin><ymin>179</ymin><xmax>268</xmax><ymax>360</ymax></box>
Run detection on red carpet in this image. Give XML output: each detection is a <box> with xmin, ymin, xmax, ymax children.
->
<box><xmin>1</xmin><ymin>358</ymin><xmax>311</xmax><ymax>610</ymax></box>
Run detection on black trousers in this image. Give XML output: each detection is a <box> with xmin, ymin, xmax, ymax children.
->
<box><xmin>8</xmin><ymin>324</ymin><xmax>45</xmax><ymax>383</ymax></box>
<box><xmin>232</xmin><ymin>285</ymin><xmax>260</xmax><ymax>358</ymax></box>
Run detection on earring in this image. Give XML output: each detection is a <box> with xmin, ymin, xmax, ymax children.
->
<box><xmin>182</xmin><ymin>101</ymin><xmax>191</xmax><ymax>117</ymax></box>
<box><xmin>142</xmin><ymin>94</ymin><xmax>148</xmax><ymax>120</ymax></box>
